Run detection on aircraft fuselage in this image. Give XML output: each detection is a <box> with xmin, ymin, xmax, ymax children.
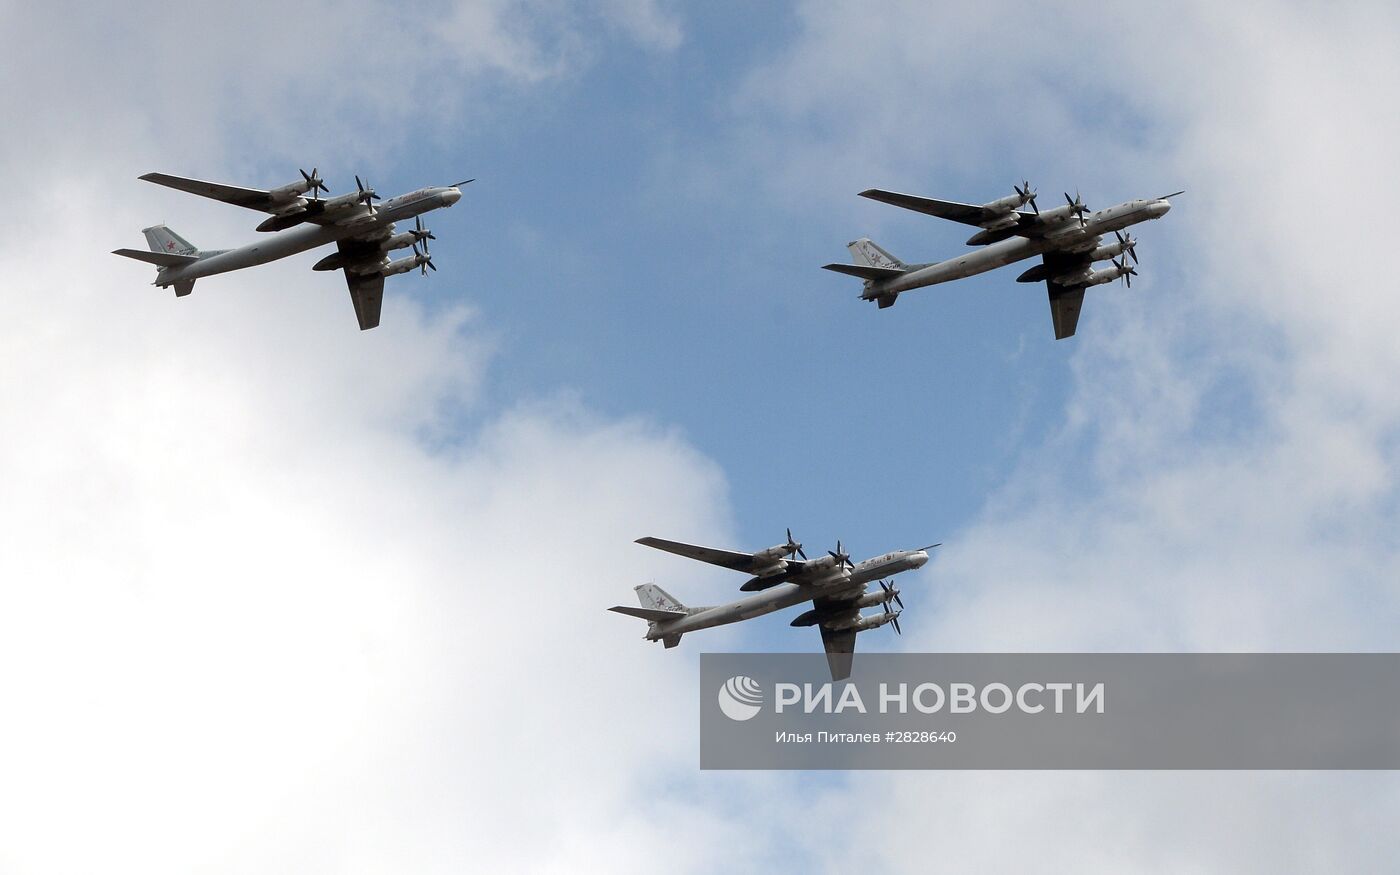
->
<box><xmin>647</xmin><ymin>548</ymin><xmax>930</xmax><ymax>639</ymax></box>
<box><xmin>876</xmin><ymin>198</ymin><xmax>1171</xmax><ymax>298</ymax></box>
<box><xmin>153</xmin><ymin>187</ymin><xmax>462</xmax><ymax>288</ymax></box>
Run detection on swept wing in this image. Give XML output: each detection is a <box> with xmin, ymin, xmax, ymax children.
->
<box><xmin>139</xmin><ymin>173</ymin><xmax>284</xmax><ymax>211</ymax></box>
<box><xmin>860</xmin><ymin>188</ymin><xmax>1037</xmax><ymax>231</ymax></box>
<box><xmin>1036</xmin><ymin>250</ymin><xmax>1094</xmax><ymax>340</ymax></box>
<box><xmin>818</xmin><ymin>625</ymin><xmax>858</xmax><ymax>682</ymax></box>
<box><xmin>635</xmin><ymin>536</ymin><xmax>801</xmax><ymax>574</ymax></box>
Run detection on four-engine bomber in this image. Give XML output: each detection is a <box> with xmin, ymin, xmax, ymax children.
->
<box><xmin>113</xmin><ymin>170</ymin><xmax>470</xmax><ymax>330</ymax></box>
<box><xmin>611</xmin><ymin>531</ymin><xmax>936</xmax><ymax>680</ymax></box>
<box><xmin>823</xmin><ymin>183</ymin><xmax>1181</xmax><ymax>338</ymax></box>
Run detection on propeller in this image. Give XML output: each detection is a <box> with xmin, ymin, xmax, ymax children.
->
<box><xmin>784</xmin><ymin>527</ymin><xmax>807</xmax><ymax>560</ymax></box>
<box><xmin>1113</xmin><ymin>256</ymin><xmax>1137</xmax><ymax>288</ymax></box>
<box><xmin>413</xmin><ymin>242</ymin><xmax>436</xmax><ymax>275</ymax></box>
<box><xmin>827</xmin><ymin>540</ymin><xmax>854</xmax><ymax>570</ymax></box>
<box><xmin>881</xmin><ymin>599</ymin><xmax>902</xmax><ymax>635</ymax></box>
<box><xmin>354</xmin><ymin>175</ymin><xmax>382</xmax><ymax>213</ymax></box>
<box><xmin>879</xmin><ymin>579</ymin><xmax>904</xmax><ymax>610</ymax></box>
<box><xmin>1014</xmin><ymin>180</ymin><xmax>1039</xmax><ymax>214</ymax></box>
<box><xmin>1064</xmin><ymin>190</ymin><xmax>1090</xmax><ymax>227</ymax></box>
<box><xmin>1114</xmin><ymin>230</ymin><xmax>1139</xmax><ymax>264</ymax></box>
<box><xmin>300</xmin><ymin>167</ymin><xmax>328</xmax><ymax>200</ymax></box>
<box><xmin>411</xmin><ymin>215</ymin><xmax>436</xmax><ymax>244</ymax></box>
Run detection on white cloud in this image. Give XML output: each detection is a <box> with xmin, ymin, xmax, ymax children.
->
<box><xmin>0</xmin><ymin>5</ymin><xmax>758</xmax><ymax>874</ymax></box>
<box><xmin>0</xmin><ymin>181</ymin><xmax>758</xmax><ymax>871</ymax></box>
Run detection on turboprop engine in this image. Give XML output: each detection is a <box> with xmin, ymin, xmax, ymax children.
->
<box><xmin>315</xmin><ymin>175</ymin><xmax>382</xmax><ymax>217</ymax></box>
<box><xmin>750</xmin><ymin>544</ymin><xmax>792</xmax><ymax>578</ymax></box>
<box><xmin>754</xmin><ymin>528</ymin><xmax>808</xmax><ymax>577</ymax></box>
<box><xmin>963</xmin><ymin>182</ymin><xmax>1039</xmax><ymax>244</ymax></box>
<box><xmin>252</xmin><ymin>169</ymin><xmax>334</xmax><ymax>232</ymax></box>
<box><xmin>1074</xmin><ymin>258</ymin><xmax>1136</xmax><ymax>289</ymax></box>
<box><xmin>381</xmin><ymin>248</ymin><xmax>433</xmax><ymax>277</ymax></box>
<box><xmin>821</xmin><ymin>610</ymin><xmax>900</xmax><ymax>633</ymax></box>
<box><xmin>788</xmin><ymin>586</ymin><xmax>901</xmax><ymax>627</ymax></box>
<box><xmin>1088</xmin><ymin>231</ymin><xmax>1139</xmax><ymax>264</ymax></box>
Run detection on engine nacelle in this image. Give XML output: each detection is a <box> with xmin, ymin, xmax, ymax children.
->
<box><xmin>381</xmin><ymin>253</ymin><xmax>426</xmax><ymax>277</ymax></box>
<box><xmin>1089</xmin><ymin>241</ymin><xmax>1127</xmax><ymax>262</ymax></box>
<box><xmin>852</xmin><ymin>590</ymin><xmax>895</xmax><ymax>610</ymax></box>
<box><xmin>1084</xmin><ymin>268</ymin><xmax>1119</xmax><ymax>287</ymax></box>
<box><xmin>851</xmin><ymin>611</ymin><xmax>898</xmax><ymax>632</ymax></box>
<box><xmin>805</xmin><ymin>553</ymin><xmax>841</xmax><ymax>573</ymax></box>
<box><xmin>749</xmin><ymin>544</ymin><xmax>793</xmax><ymax>578</ymax></box>
<box><xmin>381</xmin><ymin>232</ymin><xmax>417</xmax><ymax>254</ymax></box>
<box><xmin>1036</xmin><ymin>203</ymin><xmax>1087</xmax><ymax>232</ymax></box>
<box><xmin>322</xmin><ymin>191</ymin><xmax>367</xmax><ymax>212</ymax></box>
<box><xmin>977</xmin><ymin>210</ymin><xmax>1021</xmax><ymax>232</ymax></box>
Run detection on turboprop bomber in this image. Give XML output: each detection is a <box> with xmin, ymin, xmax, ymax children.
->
<box><xmin>113</xmin><ymin>169</ymin><xmax>471</xmax><ymax>330</ymax></box>
<box><xmin>610</xmin><ymin>530</ymin><xmax>937</xmax><ymax>680</ymax></box>
<box><xmin>823</xmin><ymin>183</ymin><xmax>1182</xmax><ymax>338</ymax></box>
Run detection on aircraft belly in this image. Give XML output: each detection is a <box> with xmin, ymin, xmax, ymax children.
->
<box><xmin>674</xmin><ymin>584</ymin><xmax>814</xmax><ymax>634</ymax></box>
<box><xmin>889</xmin><ymin>237</ymin><xmax>1045</xmax><ymax>293</ymax></box>
<box><xmin>178</xmin><ymin>224</ymin><xmax>368</xmax><ymax>280</ymax></box>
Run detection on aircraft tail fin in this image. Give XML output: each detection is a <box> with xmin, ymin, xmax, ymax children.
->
<box><xmin>847</xmin><ymin>238</ymin><xmax>907</xmax><ymax>270</ymax></box>
<box><xmin>821</xmin><ymin>238</ymin><xmax>906</xmax><ymax>308</ymax></box>
<box><xmin>608</xmin><ymin>584</ymin><xmax>689</xmax><ymax>644</ymax></box>
<box><xmin>115</xmin><ymin>224</ymin><xmax>201</xmax><ymax>295</ymax></box>
<box><xmin>635</xmin><ymin>583</ymin><xmax>685</xmax><ymax>612</ymax></box>
<box><xmin>142</xmin><ymin>224</ymin><xmax>199</xmax><ymax>257</ymax></box>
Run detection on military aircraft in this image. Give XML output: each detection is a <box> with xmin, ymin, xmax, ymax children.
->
<box><xmin>822</xmin><ymin>183</ymin><xmax>1182</xmax><ymax>338</ymax></box>
<box><xmin>610</xmin><ymin>530</ymin><xmax>936</xmax><ymax>680</ymax></box>
<box><xmin>113</xmin><ymin>169</ymin><xmax>470</xmax><ymax>330</ymax></box>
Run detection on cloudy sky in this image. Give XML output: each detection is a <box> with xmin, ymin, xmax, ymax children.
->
<box><xmin>3</xmin><ymin>1</ymin><xmax>1399</xmax><ymax>871</ymax></box>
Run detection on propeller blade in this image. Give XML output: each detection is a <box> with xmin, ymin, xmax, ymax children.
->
<box><xmin>891</xmin><ymin>612</ymin><xmax>901</xmax><ymax>635</ymax></box>
<box><xmin>785</xmin><ymin>527</ymin><xmax>807</xmax><ymax>560</ymax></box>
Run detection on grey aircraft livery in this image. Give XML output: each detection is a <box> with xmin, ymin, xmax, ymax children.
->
<box><xmin>113</xmin><ymin>170</ymin><xmax>470</xmax><ymax>330</ymax></box>
<box><xmin>823</xmin><ymin>183</ymin><xmax>1182</xmax><ymax>338</ymax></box>
<box><xmin>610</xmin><ymin>530</ymin><xmax>936</xmax><ymax>680</ymax></box>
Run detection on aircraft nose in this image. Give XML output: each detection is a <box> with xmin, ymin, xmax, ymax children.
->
<box><xmin>1152</xmin><ymin>200</ymin><xmax>1171</xmax><ymax>217</ymax></box>
<box><xmin>442</xmin><ymin>188</ymin><xmax>462</xmax><ymax>206</ymax></box>
<box><xmin>910</xmin><ymin>551</ymin><xmax>929</xmax><ymax>568</ymax></box>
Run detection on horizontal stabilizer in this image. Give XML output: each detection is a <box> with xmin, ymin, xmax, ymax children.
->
<box><xmin>111</xmin><ymin>248</ymin><xmax>198</xmax><ymax>267</ymax></box>
<box><xmin>608</xmin><ymin>605</ymin><xmax>687</xmax><ymax>622</ymax></box>
<box><xmin>821</xmin><ymin>263</ymin><xmax>905</xmax><ymax>280</ymax></box>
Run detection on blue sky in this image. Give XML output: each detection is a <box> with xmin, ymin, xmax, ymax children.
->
<box><xmin>228</xmin><ymin>1</ymin><xmax>1087</xmax><ymax>597</ymax></box>
<box><xmin>4</xmin><ymin>1</ymin><xmax>1400</xmax><ymax>871</ymax></box>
